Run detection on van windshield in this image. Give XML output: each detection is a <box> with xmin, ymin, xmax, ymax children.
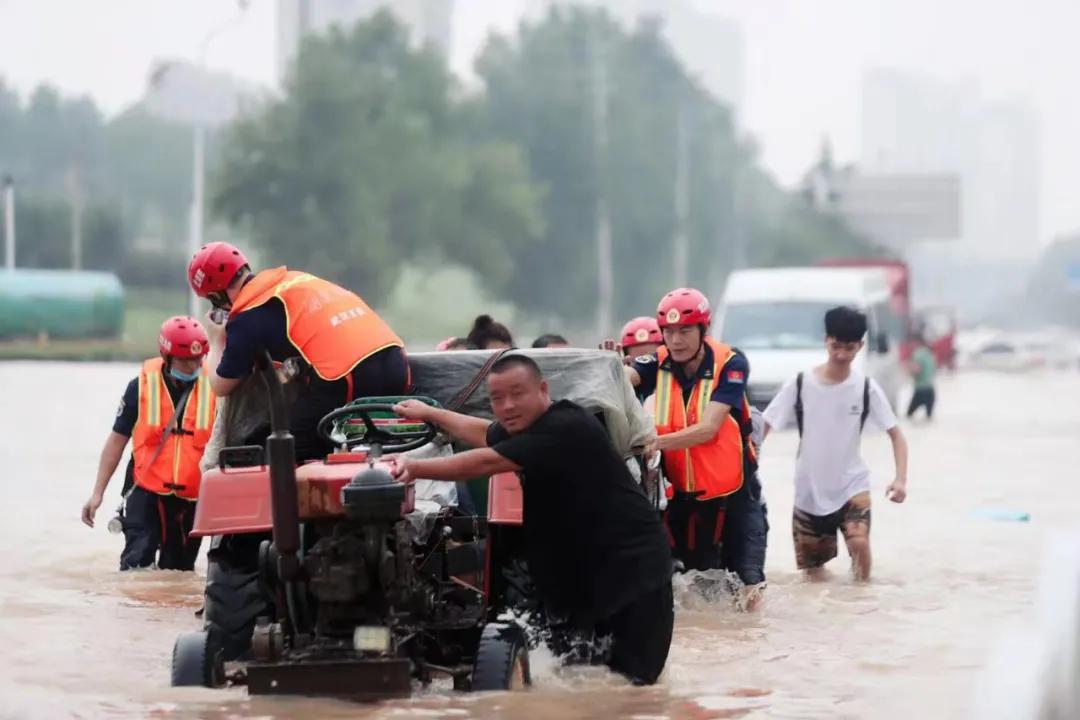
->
<box><xmin>722</xmin><ymin>302</ymin><xmax>837</xmax><ymax>350</ymax></box>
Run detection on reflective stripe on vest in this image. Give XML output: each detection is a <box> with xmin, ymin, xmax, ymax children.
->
<box><xmin>229</xmin><ymin>267</ymin><xmax>404</xmax><ymax>381</ymax></box>
<box><xmin>131</xmin><ymin>358</ymin><xmax>217</xmax><ymax>500</ymax></box>
<box><xmin>655</xmin><ymin>338</ymin><xmax>747</xmax><ymax>500</ymax></box>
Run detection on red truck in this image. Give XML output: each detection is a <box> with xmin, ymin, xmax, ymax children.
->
<box><xmin>816</xmin><ymin>258</ymin><xmax>956</xmax><ymax>370</ymax></box>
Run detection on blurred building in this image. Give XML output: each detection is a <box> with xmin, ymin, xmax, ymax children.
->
<box><xmin>860</xmin><ymin>68</ymin><xmax>1041</xmax><ymax>318</ymax></box>
<box><xmin>277</xmin><ymin>0</ymin><xmax>455</xmax><ymax>82</ymax></box>
<box><xmin>861</xmin><ymin>68</ymin><xmax>1041</xmax><ymax>262</ymax></box>
<box><xmin>527</xmin><ymin>0</ymin><xmax>744</xmax><ymax>118</ymax></box>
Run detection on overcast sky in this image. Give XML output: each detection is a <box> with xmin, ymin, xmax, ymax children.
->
<box><xmin>1</xmin><ymin>0</ymin><xmax>1077</xmax><ymax>245</ymax></box>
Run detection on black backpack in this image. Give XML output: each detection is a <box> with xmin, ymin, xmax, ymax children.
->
<box><xmin>794</xmin><ymin>371</ymin><xmax>871</xmax><ymax>438</ymax></box>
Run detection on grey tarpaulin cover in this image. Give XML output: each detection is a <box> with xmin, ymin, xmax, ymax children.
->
<box><xmin>408</xmin><ymin>348</ymin><xmax>655</xmax><ymax>457</ymax></box>
<box><xmin>201</xmin><ymin>347</ymin><xmax>656</xmax><ymax>473</ymax></box>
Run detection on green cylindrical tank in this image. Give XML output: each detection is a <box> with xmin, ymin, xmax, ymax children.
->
<box><xmin>0</xmin><ymin>270</ymin><xmax>125</xmax><ymax>339</ymax></box>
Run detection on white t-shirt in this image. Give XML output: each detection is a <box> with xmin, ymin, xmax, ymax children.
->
<box><xmin>762</xmin><ymin>369</ymin><xmax>897</xmax><ymax>516</ymax></box>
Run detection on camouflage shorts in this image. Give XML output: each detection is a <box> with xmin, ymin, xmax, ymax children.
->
<box><xmin>792</xmin><ymin>492</ymin><xmax>871</xmax><ymax>570</ymax></box>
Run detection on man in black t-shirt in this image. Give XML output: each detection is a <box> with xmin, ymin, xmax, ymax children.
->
<box><xmin>392</xmin><ymin>354</ymin><xmax>674</xmax><ymax>685</ymax></box>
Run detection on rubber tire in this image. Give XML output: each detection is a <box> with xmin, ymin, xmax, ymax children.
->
<box><xmin>171</xmin><ymin>631</ymin><xmax>224</xmax><ymax>687</ymax></box>
<box><xmin>203</xmin><ymin>537</ymin><xmax>274</xmax><ymax>662</ymax></box>
<box><xmin>471</xmin><ymin>622</ymin><xmax>532</xmax><ymax>692</ymax></box>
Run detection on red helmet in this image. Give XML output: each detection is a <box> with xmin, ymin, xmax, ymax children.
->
<box><xmin>657</xmin><ymin>287</ymin><xmax>711</xmax><ymax>328</ymax></box>
<box><xmin>188</xmin><ymin>241</ymin><xmax>249</xmax><ymax>298</ymax></box>
<box><xmin>620</xmin><ymin>316</ymin><xmax>662</xmax><ymax>349</ymax></box>
<box><xmin>158</xmin><ymin>316</ymin><xmax>209</xmax><ymax>359</ymax></box>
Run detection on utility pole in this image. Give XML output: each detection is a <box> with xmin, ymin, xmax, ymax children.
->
<box><xmin>66</xmin><ymin>166</ymin><xmax>84</xmax><ymax>270</ymax></box>
<box><xmin>3</xmin><ymin>175</ymin><xmax>14</xmax><ymax>271</ymax></box>
<box><xmin>591</xmin><ymin>25</ymin><xmax>614</xmax><ymax>338</ymax></box>
<box><xmin>673</xmin><ymin>98</ymin><xmax>690</xmax><ymax>288</ymax></box>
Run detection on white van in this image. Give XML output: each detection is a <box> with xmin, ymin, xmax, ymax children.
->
<box><xmin>715</xmin><ymin>267</ymin><xmax>906</xmax><ymax>410</ymax></box>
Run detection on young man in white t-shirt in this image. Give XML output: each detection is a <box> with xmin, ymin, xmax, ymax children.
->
<box><xmin>762</xmin><ymin>306</ymin><xmax>909</xmax><ymax>581</ymax></box>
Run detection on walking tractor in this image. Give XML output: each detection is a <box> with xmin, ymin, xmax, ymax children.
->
<box><xmin>170</xmin><ymin>354</ymin><xmax>531</xmax><ymax>698</ymax></box>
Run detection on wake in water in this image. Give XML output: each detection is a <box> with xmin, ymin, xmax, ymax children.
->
<box><xmin>673</xmin><ymin>569</ymin><xmax>764</xmax><ymax>613</ymax></box>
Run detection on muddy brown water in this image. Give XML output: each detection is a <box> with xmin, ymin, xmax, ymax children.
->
<box><xmin>2</xmin><ymin>361</ymin><xmax>1076</xmax><ymax>719</ymax></box>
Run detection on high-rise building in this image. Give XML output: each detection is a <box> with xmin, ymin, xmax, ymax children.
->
<box><xmin>861</xmin><ymin>68</ymin><xmax>1041</xmax><ymax>261</ymax></box>
<box><xmin>277</xmin><ymin>0</ymin><xmax>455</xmax><ymax>82</ymax></box>
<box><xmin>526</xmin><ymin>0</ymin><xmax>744</xmax><ymax>118</ymax></box>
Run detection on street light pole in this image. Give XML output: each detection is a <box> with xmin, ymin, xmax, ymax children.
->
<box><xmin>187</xmin><ymin>1</ymin><xmax>249</xmax><ymax>318</ymax></box>
<box><xmin>188</xmin><ymin>123</ymin><xmax>206</xmax><ymax>317</ymax></box>
<box><xmin>3</xmin><ymin>175</ymin><xmax>14</xmax><ymax>272</ymax></box>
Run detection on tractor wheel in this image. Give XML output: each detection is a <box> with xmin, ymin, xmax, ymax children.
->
<box><xmin>171</xmin><ymin>631</ymin><xmax>225</xmax><ymax>688</ymax></box>
<box><xmin>203</xmin><ymin>535</ymin><xmax>274</xmax><ymax>661</ymax></box>
<box><xmin>471</xmin><ymin>622</ymin><xmax>531</xmax><ymax>692</ymax></box>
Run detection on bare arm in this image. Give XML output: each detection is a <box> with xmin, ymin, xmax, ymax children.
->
<box><xmin>886</xmin><ymin>425</ymin><xmax>909</xmax><ymax>502</ymax></box>
<box><xmin>624</xmin><ymin>365</ymin><xmax>642</xmax><ymax>387</ymax></box>
<box><xmin>394</xmin><ymin>401</ymin><xmax>493</xmax><ymax>448</ymax></box>
<box><xmin>394</xmin><ymin>448</ymin><xmax>520</xmax><ymax>483</ymax></box>
<box><xmin>82</xmin><ymin>432</ymin><xmax>129</xmax><ymax>527</ymax></box>
<box><xmin>656</xmin><ymin>401</ymin><xmax>731</xmax><ymax>452</ymax></box>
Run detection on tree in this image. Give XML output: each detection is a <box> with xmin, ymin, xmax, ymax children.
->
<box><xmin>213</xmin><ymin>11</ymin><xmax>543</xmax><ymax>305</ymax></box>
<box><xmin>473</xmin><ymin>7</ymin><xmax>875</xmax><ymax>321</ymax></box>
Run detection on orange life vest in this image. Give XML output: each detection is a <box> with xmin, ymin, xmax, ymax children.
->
<box><xmin>229</xmin><ymin>267</ymin><xmax>403</xmax><ymax>381</ymax></box>
<box><xmin>654</xmin><ymin>338</ymin><xmax>755</xmax><ymax>500</ymax></box>
<box><xmin>131</xmin><ymin>358</ymin><xmax>217</xmax><ymax>500</ymax></box>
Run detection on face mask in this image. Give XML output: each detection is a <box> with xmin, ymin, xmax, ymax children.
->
<box><xmin>169</xmin><ymin>367</ymin><xmax>201</xmax><ymax>383</ymax></box>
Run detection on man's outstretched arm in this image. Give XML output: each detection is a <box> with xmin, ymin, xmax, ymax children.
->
<box><xmin>393</xmin><ymin>399</ymin><xmax>494</xmax><ymax>448</ymax></box>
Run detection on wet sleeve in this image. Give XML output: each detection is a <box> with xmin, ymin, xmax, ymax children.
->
<box><xmin>632</xmin><ymin>354</ymin><xmax>660</xmax><ymax>397</ymax></box>
<box><xmin>111</xmin><ymin>378</ymin><xmax>140</xmax><ymax>437</ymax></box>
<box><xmin>710</xmin><ymin>353</ymin><xmax>749</xmax><ymax>410</ymax></box>
<box><xmin>762</xmin><ymin>377</ymin><xmax>796</xmax><ymax>430</ymax></box>
<box><xmin>867</xmin><ymin>379</ymin><xmax>898</xmax><ymax>432</ymax></box>
<box><xmin>215</xmin><ymin>314</ymin><xmax>259</xmax><ymax>379</ymax></box>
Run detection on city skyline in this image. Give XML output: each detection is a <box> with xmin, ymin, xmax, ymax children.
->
<box><xmin>0</xmin><ymin>0</ymin><xmax>1077</xmax><ymax>247</ymax></box>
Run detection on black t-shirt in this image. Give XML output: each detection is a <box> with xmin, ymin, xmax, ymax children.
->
<box><xmin>486</xmin><ymin>400</ymin><xmax>672</xmax><ymax>621</ymax></box>
<box><xmin>217</xmin><ymin>300</ymin><xmax>300</xmax><ymax>379</ymax></box>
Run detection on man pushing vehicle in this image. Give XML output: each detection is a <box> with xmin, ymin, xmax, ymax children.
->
<box><xmin>391</xmin><ymin>354</ymin><xmax>674</xmax><ymax>686</ymax></box>
<box><xmin>187</xmin><ymin>242</ymin><xmax>409</xmax><ymax>460</ymax></box>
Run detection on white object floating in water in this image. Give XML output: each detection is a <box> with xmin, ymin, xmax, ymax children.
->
<box><xmin>973</xmin><ymin>508</ymin><xmax>1031</xmax><ymax>522</ymax></box>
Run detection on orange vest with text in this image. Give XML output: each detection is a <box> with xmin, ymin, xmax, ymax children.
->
<box><xmin>654</xmin><ymin>338</ymin><xmax>755</xmax><ymax>500</ymax></box>
<box><xmin>229</xmin><ymin>267</ymin><xmax>403</xmax><ymax>381</ymax></box>
<box><xmin>131</xmin><ymin>358</ymin><xmax>217</xmax><ymax>500</ymax></box>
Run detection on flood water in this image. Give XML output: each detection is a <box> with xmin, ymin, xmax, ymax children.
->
<box><xmin>1</xmin><ymin>361</ymin><xmax>1077</xmax><ymax>719</ymax></box>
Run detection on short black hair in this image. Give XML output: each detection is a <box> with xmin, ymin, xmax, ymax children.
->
<box><xmin>532</xmin><ymin>333</ymin><xmax>569</xmax><ymax>348</ymax></box>
<box><xmin>489</xmin><ymin>353</ymin><xmax>544</xmax><ymax>382</ymax></box>
<box><xmin>824</xmin><ymin>306</ymin><xmax>867</xmax><ymax>343</ymax></box>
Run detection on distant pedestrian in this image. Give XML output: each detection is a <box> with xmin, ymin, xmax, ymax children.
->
<box><xmin>466</xmin><ymin>315</ymin><xmax>514</xmax><ymax>350</ymax></box>
<box><xmin>532</xmin><ymin>333</ymin><xmax>569</xmax><ymax>348</ymax></box>
<box><xmin>906</xmin><ymin>335</ymin><xmax>937</xmax><ymax>421</ymax></box>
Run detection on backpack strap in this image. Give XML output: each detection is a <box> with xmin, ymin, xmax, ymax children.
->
<box><xmin>860</xmin><ymin>377</ymin><xmax>871</xmax><ymax>432</ymax></box>
<box><xmin>795</xmin><ymin>372</ymin><xmax>804</xmax><ymax>439</ymax></box>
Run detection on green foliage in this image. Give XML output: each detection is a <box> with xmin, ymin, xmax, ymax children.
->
<box><xmin>471</xmin><ymin>7</ymin><xmax>873</xmax><ymax>320</ymax></box>
<box><xmin>0</xmin><ymin>78</ymin><xmax>196</xmax><ymax>276</ymax></box>
<box><xmin>213</xmin><ymin>11</ymin><xmax>544</xmax><ymax>305</ymax></box>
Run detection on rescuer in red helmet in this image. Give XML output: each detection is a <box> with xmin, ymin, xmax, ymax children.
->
<box><xmin>186</xmin><ymin>242</ymin><xmax>408</xmax><ymax>460</ymax></box>
<box><xmin>625</xmin><ymin>288</ymin><xmax>767</xmax><ymax>608</ymax></box>
<box><xmin>81</xmin><ymin>316</ymin><xmax>218</xmax><ymax>571</ymax></box>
